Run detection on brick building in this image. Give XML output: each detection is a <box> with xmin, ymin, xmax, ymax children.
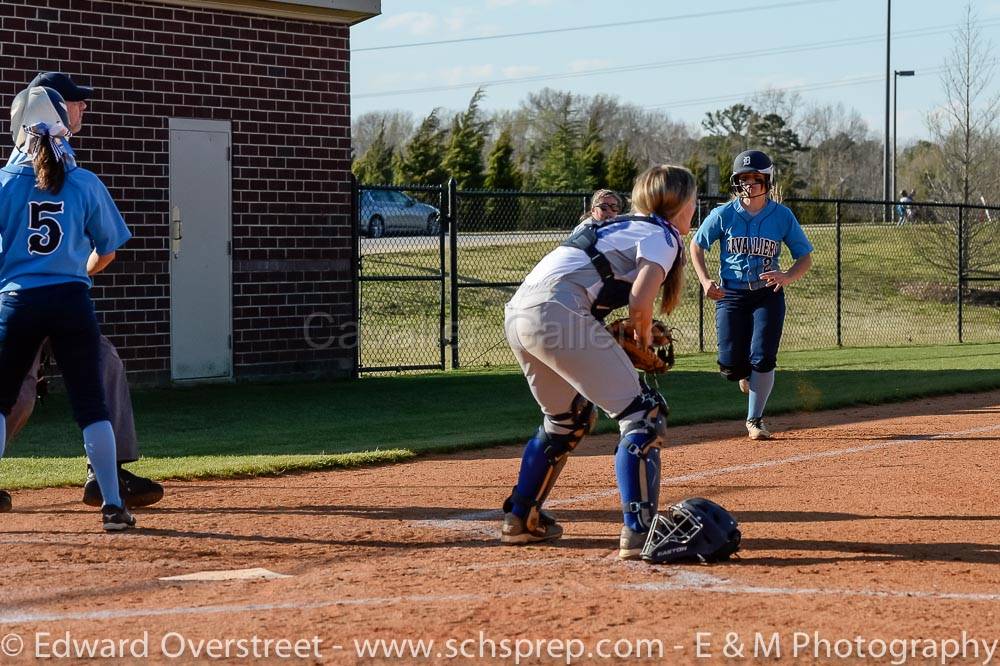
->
<box><xmin>0</xmin><ymin>0</ymin><xmax>379</xmax><ymax>384</ymax></box>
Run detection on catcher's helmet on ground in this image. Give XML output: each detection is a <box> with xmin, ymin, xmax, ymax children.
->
<box><xmin>730</xmin><ymin>149</ymin><xmax>774</xmax><ymax>197</ymax></box>
<box><xmin>640</xmin><ymin>497</ymin><xmax>741</xmax><ymax>564</ymax></box>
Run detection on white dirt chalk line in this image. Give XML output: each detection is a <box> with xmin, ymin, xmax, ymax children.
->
<box><xmin>5</xmin><ymin>558</ymin><xmax>998</xmax><ymax>626</ymax></box>
<box><xmin>622</xmin><ymin>574</ymin><xmax>1000</xmax><ymax>603</ymax></box>
<box><xmin>0</xmin><ymin>591</ymin><xmax>550</xmax><ymax>626</ymax></box>
<box><xmin>416</xmin><ymin>421</ymin><xmax>1000</xmax><ymax>535</ymax></box>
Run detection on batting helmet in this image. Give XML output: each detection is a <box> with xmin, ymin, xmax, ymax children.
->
<box><xmin>730</xmin><ymin>149</ymin><xmax>774</xmax><ymax>198</ymax></box>
<box><xmin>640</xmin><ymin>497</ymin><xmax>741</xmax><ymax>564</ymax></box>
<box><xmin>10</xmin><ymin>86</ymin><xmax>71</xmax><ymax>153</ymax></box>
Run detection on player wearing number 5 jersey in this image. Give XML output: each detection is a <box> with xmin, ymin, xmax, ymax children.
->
<box><xmin>0</xmin><ymin>85</ymin><xmax>134</xmax><ymax>530</ymax></box>
<box><xmin>690</xmin><ymin>150</ymin><xmax>813</xmax><ymax>441</ymax></box>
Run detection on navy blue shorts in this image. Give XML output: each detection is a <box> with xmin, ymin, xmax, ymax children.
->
<box><xmin>715</xmin><ymin>286</ymin><xmax>786</xmax><ymax>379</ymax></box>
<box><xmin>0</xmin><ymin>282</ymin><xmax>109</xmax><ymax>428</ymax></box>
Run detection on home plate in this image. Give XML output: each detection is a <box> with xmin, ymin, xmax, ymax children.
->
<box><xmin>159</xmin><ymin>568</ymin><xmax>291</xmax><ymax>582</ymax></box>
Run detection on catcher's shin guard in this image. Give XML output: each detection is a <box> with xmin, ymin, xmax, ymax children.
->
<box><xmin>613</xmin><ymin>390</ymin><xmax>668</xmax><ymax>533</ymax></box>
<box><xmin>503</xmin><ymin>396</ymin><xmax>596</xmax><ymax>533</ymax></box>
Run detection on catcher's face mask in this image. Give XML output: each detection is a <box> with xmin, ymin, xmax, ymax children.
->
<box><xmin>640</xmin><ymin>503</ymin><xmax>702</xmax><ymax>562</ymax></box>
<box><xmin>641</xmin><ymin>497</ymin><xmax>742</xmax><ymax>564</ymax></box>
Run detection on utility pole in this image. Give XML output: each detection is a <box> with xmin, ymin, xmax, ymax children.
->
<box><xmin>883</xmin><ymin>0</ymin><xmax>892</xmax><ymax>220</ymax></box>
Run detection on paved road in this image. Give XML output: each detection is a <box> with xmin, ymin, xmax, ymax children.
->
<box><xmin>360</xmin><ymin>231</ymin><xmax>567</xmax><ymax>255</ymax></box>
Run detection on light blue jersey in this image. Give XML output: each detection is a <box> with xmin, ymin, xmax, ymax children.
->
<box><xmin>692</xmin><ymin>199</ymin><xmax>812</xmax><ymax>289</ymax></box>
<box><xmin>0</xmin><ymin>149</ymin><xmax>131</xmax><ymax>292</ymax></box>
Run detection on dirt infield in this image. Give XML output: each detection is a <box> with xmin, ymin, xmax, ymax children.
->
<box><xmin>2</xmin><ymin>390</ymin><xmax>1000</xmax><ymax>664</ymax></box>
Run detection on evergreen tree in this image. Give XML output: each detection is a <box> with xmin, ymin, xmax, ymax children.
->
<box><xmin>484</xmin><ymin>129</ymin><xmax>523</xmax><ymax>229</ymax></box>
<box><xmin>485</xmin><ymin>129</ymin><xmax>522</xmax><ymax>190</ymax></box>
<box><xmin>443</xmin><ymin>88</ymin><xmax>489</xmax><ymax>189</ymax></box>
<box><xmin>752</xmin><ymin>112</ymin><xmax>807</xmax><ymax>197</ymax></box>
<box><xmin>351</xmin><ymin>123</ymin><xmax>395</xmax><ymax>185</ymax></box>
<box><xmin>394</xmin><ymin>109</ymin><xmax>447</xmax><ymax>185</ymax></box>
<box><xmin>606</xmin><ymin>142</ymin><xmax>639</xmax><ymax>193</ymax></box>
<box><xmin>580</xmin><ymin>118</ymin><xmax>607</xmax><ymax>190</ymax></box>
<box><xmin>533</xmin><ymin>120</ymin><xmax>588</xmax><ymax>191</ymax></box>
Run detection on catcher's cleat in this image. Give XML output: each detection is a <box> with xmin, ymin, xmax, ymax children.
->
<box><xmin>0</xmin><ymin>490</ymin><xmax>11</xmax><ymax>513</ymax></box>
<box><xmin>101</xmin><ymin>504</ymin><xmax>137</xmax><ymax>532</ymax></box>
<box><xmin>619</xmin><ymin>525</ymin><xmax>648</xmax><ymax>560</ymax></box>
<box><xmin>84</xmin><ymin>466</ymin><xmax>164</xmax><ymax>509</ymax></box>
<box><xmin>746</xmin><ymin>417</ymin><xmax>772</xmax><ymax>440</ymax></box>
<box><xmin>738</xmin><ymin>378</ymin><xmax>750</xmax><ymax>395</ymax></box>
<box><xmin>501</xmin><ymin>512</ymin><xmax>563</xmax><ymax>544</ymax></box>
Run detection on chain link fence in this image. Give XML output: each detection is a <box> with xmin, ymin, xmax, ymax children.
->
<box><xmin>355</xmin><ymin>181</ymin><xmax>1000</xmax><ymax>373</ymax></box>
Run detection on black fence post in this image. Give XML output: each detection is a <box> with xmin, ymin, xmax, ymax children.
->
<box><xmin>696</xmin><ymin>199</ymin><xmax>705</xmax><ymax>353</ymax></box>
<box><xmin>957</xmin><ymin>205</ymin><xmax>964</xmax><ymax>343</ymax></box>
<box><xmin>835</xmin><ymin>200</ymin><xmax>842</xmax><ymax>348</ymax></box>
<box><xmin>438</xmin><ymin>184</ymin><xmax>447</xmax><ymax>371</ymax></box>
<box><xmin>349</xmin><ymin>174</ymin><xmax>360</xmax><ymax>379</ymax></box>
<box><xmin>448</xmin><ymin>177</ymin><xmax>460</xmax><ymax>368</ymax></box>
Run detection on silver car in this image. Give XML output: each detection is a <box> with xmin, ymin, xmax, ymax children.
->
<box><xmin>360</xmin><ymin>189</ymin><xmax>441</xmax><ymax>238</ymax></box>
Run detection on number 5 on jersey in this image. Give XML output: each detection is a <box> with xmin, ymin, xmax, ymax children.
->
<box><xmin>28</xmin><ymin>201</ymin><xmax>64</xmax><ymax>255</ymax></box>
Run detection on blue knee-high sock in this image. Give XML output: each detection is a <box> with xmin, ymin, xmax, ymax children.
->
<box><xmin>747</xmin><ymin>370</ymin><xmax>776</xmax><ymax>419</ymax></box>
<box><xmin>83</xmin><ymin>421</ymin><xmax>122</xmax><ymax>508</ymax></box>
<box><xmin>0</xmin><ymin>416</ymin><xmax>6</xmax><ymax>459</ymax></box>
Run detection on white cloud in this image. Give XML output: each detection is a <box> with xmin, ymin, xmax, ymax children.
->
<box><xmin>439</xmin><ymin>64</ymin><xmax>496</xmax><ymax>86</ymax></box>
<box><xmin>443</xmin><ymin>7</ymin><xmax>474</xmax><ymax>32</ymax></box>
<box><xmin>568</xmin><ymin>59</ymin><xmax>610</xmax><ymax>73</ymax></box>
<box><xmin>501</xmin><ymin>65</ymin><xmax>542</xmax><ymax>78</ymax></box>
<box><xmin>370</xmin><ymin>71</ymin><xmax>428</xmax><ymax>89</ymax></box>
<box><xmin>377</xmin><ymin>11</ymin><xmax>438</xmax><ymax>36</ymax></box>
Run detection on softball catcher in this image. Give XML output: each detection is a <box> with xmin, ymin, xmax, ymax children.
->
<box><xmin>501</xmin><ymin>165</ymin><xmax>695</xmax><ymax>559</ymax></box>
<box><xmin>689</xmin><ymin>150</ymin><xmax>813</xmax><ymax>440</ymax></box>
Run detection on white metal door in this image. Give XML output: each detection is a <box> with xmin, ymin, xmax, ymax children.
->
<box><xmin>168</xmin><ymin>118</ymin><xmax>232</xmax><ymax>381</ymax></box>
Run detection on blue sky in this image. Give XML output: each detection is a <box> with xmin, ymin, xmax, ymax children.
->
<box><xmin>349</xmin><ymin>0</ymin><xmax>1000</xmax><ymax>143</ymax></box>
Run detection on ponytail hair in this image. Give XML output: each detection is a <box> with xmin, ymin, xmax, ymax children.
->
<box><xmin>32</xmin><ymin>137</ymin><xmax>65</xmax><ymax>194</ymax></box>
<box><xmin>629</xmin><ymin>164</ymin><xmax>697</xmax><ymax>315</ymax></box>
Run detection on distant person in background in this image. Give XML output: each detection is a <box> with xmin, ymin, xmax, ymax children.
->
<box><xmin>571</xmin><ymin>188</ymin><xmax>624</xmax><ymax>236</ymax></box>
<box><xmin>580</xmin><ymin>188</ymin><xmax>624</xmax><ymax>223</ymax></box>
<box><xmin>897</xmin><ymin>190</ymin><xmax>913</xmax><ymax>226</ymax></box>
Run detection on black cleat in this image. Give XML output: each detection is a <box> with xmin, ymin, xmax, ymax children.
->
<box><xmin>120</xmin><ymin>468</ymin><xmax>164</xmax><ymax>508</ymax></box>
<box><xmin>0</xmin><ymin>490</ymin><xmax>11</xmax><ymax>513</ymax></box>
<box><xmin>83</xmin><ymin>465</ymin><xmax>164</xmax><ymax>509</ymax></box>
<box><xmin>101</xmin><ymin>504</ymin><xmax>137</xmax><ymax>531</ymax></box>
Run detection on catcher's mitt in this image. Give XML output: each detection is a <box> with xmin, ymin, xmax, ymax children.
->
<box><xmin>606</xmin><ymin>318</ymin><xmax>675</xmax><ymax>373</ymax></box>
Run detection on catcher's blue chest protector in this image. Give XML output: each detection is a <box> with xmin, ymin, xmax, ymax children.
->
<box><xmin>562</xmin><ymin>215</ymin><xmax>669</xmax><ymax>322</ymax></box>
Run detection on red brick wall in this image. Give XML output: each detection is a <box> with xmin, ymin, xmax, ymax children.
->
<box><xmin>0</xmin><ymin>0</ymin><xmax>355</xmax><ymax>383</ymax></box>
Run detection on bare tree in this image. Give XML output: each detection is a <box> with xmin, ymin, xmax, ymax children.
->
<box><xmin>351</xmin><ymin>110</ymin><xmax>415</xmax><ymax>160</ymax></box>
<box><xmin>750</xmin><ymin>87</ymin><xmax>805</xmax><ymax>135</ymax></box>
<box><xmin>926</xmin><ymin>3</ymin><xmax>1000</xmax><ymax>204</ymax></box>
<box><xmin>918</xmin><ymin>2</ymin><xmax>1000</xmax><ymax>275</ymax></box>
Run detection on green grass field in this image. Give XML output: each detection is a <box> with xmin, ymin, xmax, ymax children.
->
<box><xmin>360</xmin><ymin>219</ymin><xmax>999</xmax><ymax>369</ymax></box>
<box><xmin>2</xmin><ymin>343</ymin><xmax>998</xmax><ymax>490</ymax></box>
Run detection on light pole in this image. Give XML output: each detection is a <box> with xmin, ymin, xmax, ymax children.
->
<box><xmin>883</xmin><ymin>0</ymin><xmax>891</xmax><ymax>220</ymax></box>
<box><xmin>893</xmin><ymin>69</ymin><xmax>915</xmax><ymax>202</ymax></box>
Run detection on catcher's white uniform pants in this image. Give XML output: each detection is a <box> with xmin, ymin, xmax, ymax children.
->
<box><xmin>505</xmin><ymin>283</ymin><xmax>642</xmax><ymax>421</ymax></box>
